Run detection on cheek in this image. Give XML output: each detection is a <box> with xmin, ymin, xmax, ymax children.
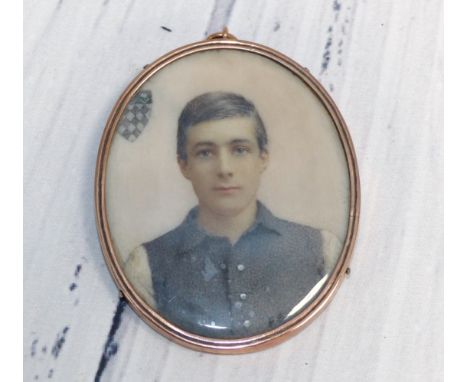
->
<box><xmin>190</xmin><ymin>165</ymin><xmax>215</xmax><ymax>187</ymax></box>
<box><xmin>189</xmin><ymin>161</ymin><xmax>210</xmax><ymax>175</ymax></box>
<box><xmin>242</xmin><ymin>165</ymin><xmax>263</xmax><ymax>185</ymax></box>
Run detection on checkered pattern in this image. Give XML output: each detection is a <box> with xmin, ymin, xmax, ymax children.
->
<box><xmin>117</xmin><ymin>90</ymin><xmax>152</xmax><ymax>142</ymax></box>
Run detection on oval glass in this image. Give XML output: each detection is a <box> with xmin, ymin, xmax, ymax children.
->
<box><xmin>95</xmin><ymin>34</ymin><xmax>360</xmax><ymax>353</ymax></box>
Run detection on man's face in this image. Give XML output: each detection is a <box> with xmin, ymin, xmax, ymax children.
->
<box><xmin>178</xmin><ymin>116</ymin><xmax>269</xmax><ymax>217</ymax></box>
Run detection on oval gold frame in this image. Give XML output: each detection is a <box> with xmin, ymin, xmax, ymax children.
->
<box><xmin>95</xmin><ymin>31</ymin><xmax>360</xmax><ymax>354</ymax></box>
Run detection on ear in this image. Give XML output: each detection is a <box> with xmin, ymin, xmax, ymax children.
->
<box><xmin>260</xmin><ymin>149</ymin><xmax>269</xmax><ymax>173</ymax></box>
<box><xmin>177</xmin><ymin>156</ymin><xmax>191</xmax><ymax>180</ymax></box>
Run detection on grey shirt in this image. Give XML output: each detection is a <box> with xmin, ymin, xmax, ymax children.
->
<box><xmin>133</xmin><ymin>202</ymin><xmax>326</xmax><ymax>338</ymax></box>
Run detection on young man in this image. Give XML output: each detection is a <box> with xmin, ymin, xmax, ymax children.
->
<box><xmin>125</xmin><ymin>92</ymin><xmax>341</xmax><ymax>338</ymax></box>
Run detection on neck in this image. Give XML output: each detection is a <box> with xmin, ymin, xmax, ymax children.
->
<box><xmin>197</xmin><ymin>200</ymin><xmax>257</xmax><ymax>244</ymax></box>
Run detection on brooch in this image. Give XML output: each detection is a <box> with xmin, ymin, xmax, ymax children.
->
<box><xmin>95</xmin><ymin>28</ymin><xmax>360</xmax><ymax>353</ymax></box>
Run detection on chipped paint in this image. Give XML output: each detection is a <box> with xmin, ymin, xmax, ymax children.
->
<box><xmin>51</xmin><ymin>327</ymin><xmax>69</xmax><ymax>359</ymax></box>
<box><xmin>321</xmin><ymin>35</ymin><xmax>332</xmax><ymax>74</ymax></box>
<box><xmin>31</xmin><ymin>338</ymin><xmax>38</xmax><ymax>357</ymax></box>
<box><xmin>94</xmin><ymin>297</ymin><xmax>127</xmax><ymax>381</ymax></box>
<box><xmin>74</xmin><ymin>264</ymin><xmax>82</xmax><ymax>277</ymax></box>
<box><xmin>320</xmin><ymin>0</ymin><xmax>355</xmax><ymax>90</ymax></box>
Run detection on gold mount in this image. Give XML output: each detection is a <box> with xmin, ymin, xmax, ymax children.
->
<box><xmin>206</xmin><ymin>27</ymin><xmax>237</xmax><ymax>41</ymax></box>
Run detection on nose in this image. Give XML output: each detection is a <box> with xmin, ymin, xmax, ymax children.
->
<box><xmin>217</xmin><ymin>150</ymin><xmax>233</xmax><ymax>178</ymax></box>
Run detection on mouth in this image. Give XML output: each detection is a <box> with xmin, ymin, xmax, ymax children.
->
<box><xmin>213</xmin><ymin>186</ymin><xmax>241</xmax><ymax>194</ymax></box>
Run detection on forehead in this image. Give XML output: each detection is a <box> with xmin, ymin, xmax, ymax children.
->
<box><xmin>186</xmin><ymin>116</ymin><xmax>257</xmax><ymax>145</ymax></box>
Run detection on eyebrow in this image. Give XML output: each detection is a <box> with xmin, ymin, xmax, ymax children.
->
<box><xmin>192</xmin><ymin>141</ymin><xmax>215</xmax><ymax>150</ymax></box>
<box><xmin>230</xmin><ymin>139</ymin><xmax>254</xmax><ymax>145</ymax></box>
<box><xmin>192</xmin><ymin>139</ymin><xmax>254</xmax><ymax>150</ymax></box>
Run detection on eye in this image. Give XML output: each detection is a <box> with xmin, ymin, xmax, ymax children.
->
<box><xmin>195</xmin><ymin>149</ymin><xmax>213</xmax><ymax>159</ymax></box>
<box><xmin>232</xmin><ymin>146</ymin><xmax>250</xmax><ymax>156</ymax></box>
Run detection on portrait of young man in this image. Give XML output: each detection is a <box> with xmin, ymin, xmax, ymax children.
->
<box><xmin>124</xmin><ymin>91</ymin><xmax>341</xmax><ymax>338</ymax></box>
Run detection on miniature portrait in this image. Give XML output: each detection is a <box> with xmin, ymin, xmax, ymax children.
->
<box><xmin>104</xmin><ymin>49</ymin><xmax>351</xmax><ymax>339</ymax></box>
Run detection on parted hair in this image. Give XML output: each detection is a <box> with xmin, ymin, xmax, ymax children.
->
<box><xmin>177</xmin><ymin>92</ymin><xmax>268</xmax><ymax>160</ymax></box>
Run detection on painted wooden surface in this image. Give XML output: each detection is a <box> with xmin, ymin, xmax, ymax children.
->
<box><xmin>24</xmin><ymin>0</ymin><xmax>443</xmax><ymax>381</ymax></box>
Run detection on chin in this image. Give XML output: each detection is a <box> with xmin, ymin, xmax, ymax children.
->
<box><xmin>207</xmin><ymin>199</ymin><xmax>252</xmax><ymax>217</ymax></box>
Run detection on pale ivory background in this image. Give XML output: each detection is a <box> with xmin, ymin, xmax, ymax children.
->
<box><xmin>24</xmin><ymin>0</ymin><xmax>443</xmax><ymax>381</ymax></box>
<box><xmin>106</xmin><ymin>50</ymin><xmax>350</xmax><ymax>261</ymax></box>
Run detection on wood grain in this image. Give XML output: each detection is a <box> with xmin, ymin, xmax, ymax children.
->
<box><xmin>24</xmin><ymin>0</ymin><xmax>443</xmax><ymax>380</ymax></box>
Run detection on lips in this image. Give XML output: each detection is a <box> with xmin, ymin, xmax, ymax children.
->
<box><xmin>213</xmin><ymin>186</ymin><xmax>241</xmax><ymax>194</ymax></box>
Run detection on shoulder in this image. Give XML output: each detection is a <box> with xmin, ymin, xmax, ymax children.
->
<box><xmin>320</xmin><ymin>229</ymin><xmax>341</xmax><ymax>247</ymax></box>
<box><xmin>258</xmin><ymin>203</ymin><xmax>321</xmax><ymax>242</ymax></box>
<box><xmin>126</xmin><ymin>245</ymin><xmax>149</xmax><ymax>270</ymax></box>
<box><xmin>319</xmin><ymin>230</ymin><xmax>343</xmax><ymax>273</ymax></box>
<box><xmin>124</xmin><ymin>245</ymin><xmax>155</xmax><ymax>307</ymax></box>
<box><xmin>267</xmin><ymin>216</ymin><xmax>323</xmax><ymax>265</ymax></box>
<box><xmin>143</xmin><ymin>224</ymin><xmax>186</xmax><ymax>254</ymax></box>
<box><xmin>272</xmin><ymin>214</ymin><xmax>342</xmax><ymax>255</ymax></box>
<box><xmin>269</xmin><ymin>213</ymin><xmax>342</xmax><ymax>273</ymax></box>
<box><xmin>271</xmin><ymin>216</ymin><xmax>322</xmax><ymax>243</ymax></box>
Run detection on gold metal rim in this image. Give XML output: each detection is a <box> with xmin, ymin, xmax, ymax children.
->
<box><xmin>95</xmin><ymin>32</ymin><xmax>360</xmax><ymax>354</ymax></box>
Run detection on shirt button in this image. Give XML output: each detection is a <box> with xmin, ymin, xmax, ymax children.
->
<box><xmin>237</xmin><ymin>264</ymin><xmax>245</xmax><ymax>271</ymax></box>
<box><xmin>243</xmin><ymin>320</ymin><xmax>251</xmax><ymax>328</ymax></box>
<box><xmin>220</xmin><ymin>263</ymin><xmax>227</xmax><ymax>270</ymax></box>
<box><xmin>240</xmin><ymin>293</ymin><xmax>247</xmax><ymax>300</ymax></box>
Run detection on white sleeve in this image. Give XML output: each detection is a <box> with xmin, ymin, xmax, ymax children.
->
<box><xmin>320</xmin><ymin>230</ymin><xmax>343</xmax><ymax>273</ymax></box>
<box><xmin>124</xmin><ymin>245</ymin><xmax>156</xmax><ymax>308</ymax></box>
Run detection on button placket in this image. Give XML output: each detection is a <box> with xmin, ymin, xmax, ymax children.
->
<box><xmin>227</xmin><ymin>245</ymin><xmax>252</xmax><ymax>330</ymax></box>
